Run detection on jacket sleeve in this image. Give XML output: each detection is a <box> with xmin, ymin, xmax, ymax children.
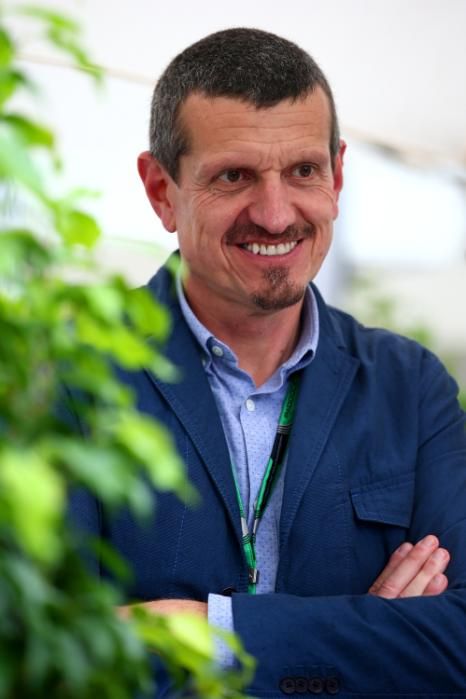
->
<box><xmin>232</xmin><ymin>351</ymin><xmax>466</xmax><ymax>696</ymax></box>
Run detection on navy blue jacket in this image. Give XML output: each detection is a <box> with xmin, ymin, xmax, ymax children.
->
<box><xmin>70</xmin><ymin>260</ymin><xmax>466</xmax><ymax>697</ymax></box>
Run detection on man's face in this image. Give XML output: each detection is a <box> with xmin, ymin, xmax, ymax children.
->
<box><xmin>145</xmin><ymin>89</ymin><xmax>344</xmax><ymax>321</ymax></box>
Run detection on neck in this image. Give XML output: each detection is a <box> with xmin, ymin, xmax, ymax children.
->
<box><xmin>186</xmin><ymin>294</ymin><xmax>304</xmax><ymax>387</ymax></box>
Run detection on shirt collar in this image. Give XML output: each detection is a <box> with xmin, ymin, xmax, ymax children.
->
<box><xmin>176</xmin><ymin>271</ymin><xmax>319</xmax><ymax>381</ymax></box>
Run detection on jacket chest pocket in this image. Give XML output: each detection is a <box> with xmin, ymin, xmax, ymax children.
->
<box><xmin>348</xmin><ymin>472</ymin><xmax>415</xmax><ymax>592</ymax></box>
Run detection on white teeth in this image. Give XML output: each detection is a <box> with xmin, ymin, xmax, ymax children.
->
<box><xmin>243</xmin><ymin>241</ymin><xmax>298</xmax><ymax>256</ymax></box>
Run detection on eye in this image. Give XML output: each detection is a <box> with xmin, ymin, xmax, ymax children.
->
<box><xmin>291</xmin><ymin>163</ymin><xmax>315</xmax><ymax>178</ymax></box>
<box><xmin>218</xmin><ymin>169</ymin><xmax>247</xmax><ymax>184</ymax></box>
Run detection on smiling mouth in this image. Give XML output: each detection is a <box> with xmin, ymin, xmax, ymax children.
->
<box><xmin>241</xmin><ymin>241</ymin><xmax>298</xmax><ymax>256</ymax></box>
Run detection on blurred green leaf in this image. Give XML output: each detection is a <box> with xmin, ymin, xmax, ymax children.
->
<box><xmin>459</xmin><ymin>389</ymin><xmax>466</xmax><ymax>411</ymax></box>
<box><xmin>0</xmin><ymin>229</ymin><xmax>52</xmax><ymax>276</ymax></box>
<box><xmin>134</xmin><ymin>608</ymin><xmax>254</xmax><ymax>698</ymax></box>
<box><xmin>53</xmin><ymin>205</ymin><xmax>101</xmax><ymax>247</ymax></box>
<box><xmin>76</xmin><ymin>316</ymin><xmax>154</xmax><ymax>366</ymax></box>
<box><xmin>147</xmin><ymin>349</ymin><xmax>180</xmax><ymax>382</ymax></box>
<box><xmin>52</xmin><ymin>627</ymin><xmax>90</xmax><ymax>689</ymax></box>
<box><xmin>90</xmin><ymin>538</ymin><xmax>132</xmax><ymax>583</ymax></box>
<box><xmin>167</xmin><ymin>613</ymin><xmax>214</xmax><ymax>658</ymax></box>
<box><xmin>213</xmin><ymin>627</ymin><xmax>256</xmax><ymax>694</ymax></box>
<box><xmin>0</xmin><ymin>67</ymin><xmax>32</xmax><ymax>107</ymax></box>
<box><xmin>1</xmin><ymin>113</ymin><xmax>55</xmax><ymax>149</ymax></box>
<box><xmin>4</xmin><ymin>554</ymin><xmax>52</xmax><ymax>606</ymax></box>
<box><xmin>19</xmin><ymin>5</ymin><xmax>102</xmax><ymax>83</ymax></box>
<box><xmin>60</xmin><ymin>186</ymin><xmax>101</xmax><ymax>205</ymax></box>
<box><xmin>127</xmin><ymin>287</ymin><xmax>171</xmax><ymax>341</ymax></box>
<box><xmin>50</xmin><ymin>439</ymin><xmax>152</xmax><ymax>516</ymax></box>
<box><xmin>0</xmin><ymin>449</ymin><xmax>64</xmax><ymax>564</ymax></box>
<box><xmin>19</xmin><ymin>6</ymin><xmax>80</xmax><ymax>32</ymax></box>
<box><xmin>0</xmin><ymin>652</ymin><xmax>14</xmax><ymax>696</ymax></box>
<box><xmin>0</xmin><ymin>27</ymin><xmax>14</xmax><ymax>68</ymax></box>
<box><xmin>60</xmin><ymin>358</ymin><xmax>134</xmax><ymax>409</ymax></box>
<box><xmin>0</xmin><ymin>123</ymin><xmax>43</xmax><ymax>194</ymax></box>
<box><xmin>48</xmin><ymin>26</ymin><xmax>102</xmax><ymax>81</ymax></box>
<box><xmin>115</xmin><ymin>412</ymin><xmax>198</xmax><ymax>504</ymax></box>
<box><xmin>82</xmin><ymin>284</ymin><xmax>124</xmax><ymax>323</ymax></box>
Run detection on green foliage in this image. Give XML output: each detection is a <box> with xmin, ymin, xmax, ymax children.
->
<box><xmin>18</xmin><ymin>4</ymin><xmax>103</xmax><ymax>81</ymax></box>
<box><xmin>134</xmin><ymin>610</ymin><xmax>255</xmax><ymax>699</ymax></box>
<box><xmin>0</xmin><ymin>4</ymin><xmax>253</xmax><ymax>698</ymax></box>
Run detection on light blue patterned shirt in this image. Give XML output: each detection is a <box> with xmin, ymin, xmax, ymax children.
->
<box><xmin>176</xmin><ymin>276</ymin><xmax>319</xmax><ymax>665</ymax></box>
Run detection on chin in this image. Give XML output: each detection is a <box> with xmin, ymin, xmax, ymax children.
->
<box><xmin>250</xmin><ymin>265</ymin><xmax>308</xmax><ymax>312</ymax></box>
<box><xmin>251</xmin><ymin>284</ymin><xmax>306</xmax><ymax>312</ymax></box>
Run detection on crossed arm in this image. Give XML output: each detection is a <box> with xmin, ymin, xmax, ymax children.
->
<box><xmin>118</xmin><ymin>532</ymin><xmax>450</xmax><ymax>617</ymax></box>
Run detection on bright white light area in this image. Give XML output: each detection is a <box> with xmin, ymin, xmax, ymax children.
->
<box><xmin>343</xmin><ymin>142</ymin><xmax>465</xmax><ymax>267</ymax></box>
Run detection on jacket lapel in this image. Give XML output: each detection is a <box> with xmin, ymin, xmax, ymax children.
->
<box><xmin>279</xmin><ymin>288</ymin><xmax>360</xmax><ymax>553</ymax></box>
<box><xmin>144</xmin><ymin>261</ymin><xmax>243</xmax><ymax>547</ymax></box>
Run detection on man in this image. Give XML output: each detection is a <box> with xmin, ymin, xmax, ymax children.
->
<box><xmin>73</xmin><ymin>28</ymin><xmax>466</xmax><ymax>696</ymax></box>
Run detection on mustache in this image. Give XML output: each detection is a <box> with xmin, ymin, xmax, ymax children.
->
<box><xmin>225</xmin><ymin>223</ymin><xmax>315</xmax><ymax>245</ymax></box>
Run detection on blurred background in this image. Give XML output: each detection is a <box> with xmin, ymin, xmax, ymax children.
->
<box><xmin>10</xmin><ymin>0</ymin><xmax>466</xmax><ymax>386</ymax></box>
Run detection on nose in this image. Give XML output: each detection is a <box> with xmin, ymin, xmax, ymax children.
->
<box><xmin>246</xmin><ymin>178</ymin><xmax>297</xmax><ymax>235</ymax></box>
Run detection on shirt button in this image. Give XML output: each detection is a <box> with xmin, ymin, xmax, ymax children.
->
<box><xmin>211</xmin><ymin>345</ymin><xmax>223</xmax><ymax>357</ymax></box>
<box><xmin>245</xmin><ymin>398</ymin><xmax>255</xmax><ymax>412</ymax></box>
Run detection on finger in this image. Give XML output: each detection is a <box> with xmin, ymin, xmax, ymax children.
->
<box><xmin>371</xmin><ymin>535</ymin><xmax>440</xmax><ymax>599</ymax></box>
<box><xmin>423</xmin><ymin>573</ymin><xmax>449</xmax><ymax>596</ymax></box>
<box><xmin>399</xmin><ymin>548</ymin><xmax>450</xmax><ymax>598</ymax></box>
<box><xmin>369</xmin><ymin>542</ymin><xmax>413</xmax><ymax>594</ymax></box>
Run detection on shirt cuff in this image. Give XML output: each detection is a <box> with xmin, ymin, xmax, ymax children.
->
<box><xmin>207</xmin><ymin>593</ymin><xmax>236</xmax><ymax>669</ymax></box>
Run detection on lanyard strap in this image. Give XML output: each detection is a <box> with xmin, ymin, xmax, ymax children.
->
<box><xmin>231</xmin><ymin>373</ymin><xmax>300</xmax><ymax>594</ymax></box>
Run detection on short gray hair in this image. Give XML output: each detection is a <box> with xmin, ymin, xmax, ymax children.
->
<box><xmin>149</xmin><ymin>27</ymin><xmax>340</xmax><ymax>182</ymax></box>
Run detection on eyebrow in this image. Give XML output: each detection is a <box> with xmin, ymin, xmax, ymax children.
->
<box><xmin>195</xmin><ymin>148</ymin><xmax>330</xmax><ymax>180</ymax></box>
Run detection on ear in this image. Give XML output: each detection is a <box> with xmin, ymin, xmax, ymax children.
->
<box><xmin>331</xmin><ymin>139</ymin><xmax>346</xmax><ymax>218</ymax></box>
<box><xmin>137</xmin><ymin>151</ymin><xmax>177</xmax><ymax>232</ymax></box>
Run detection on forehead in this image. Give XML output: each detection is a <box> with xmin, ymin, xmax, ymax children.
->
<box><xmin>177</xmin><ymin>90</ymin><xmax>332</xmax><ymax>162</ymax></box>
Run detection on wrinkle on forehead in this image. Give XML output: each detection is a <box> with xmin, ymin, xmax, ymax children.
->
<box><xmin>179</xmin><ymin>90</ymin><xmax>332</xmax><ymax>151</ymax></box>
<box><xmin>178</xmin><ymin>91</ymin><xmax>333</xmax><ymax>180</ymax></box>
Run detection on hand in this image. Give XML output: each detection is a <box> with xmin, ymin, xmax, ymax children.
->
<box><xmin>369</xmin><ymin>535</ymin><xmax>450</xmax><ymax>599</ymax></box>
<box><xmin>117</xmin><ymin>599</ymin><xmax>208</xmax><ymax>619</ymax></box>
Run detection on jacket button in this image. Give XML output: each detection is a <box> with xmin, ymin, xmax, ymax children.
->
<box><xmin>325</xmin><ymin>676</ymin><xmax>340</xmax><ymax>694</ymax></box>
<box><xmin>295</xmin><ymin>676</ymin><xmax>308</xmax><ymax>693</ymax></box>
<box><xmin>279</xmin><ymin>677</ymin><xmax>296</xmax><ymax>694</ymax></box>
<box><xmin>221</xmin><ymin>587</ymin><xmax>237</xmax><ymax>596</ymax></box>
<box><xmin>309</xmin><ymin>676</ymin><xmax>324</xmax><ymax>694</ymax></box>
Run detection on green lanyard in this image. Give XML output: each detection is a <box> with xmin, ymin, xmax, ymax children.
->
<box><xmin>231</xmin><ymin>373</ymin><xmax>300</xmax><ymax>594</ymax></box>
